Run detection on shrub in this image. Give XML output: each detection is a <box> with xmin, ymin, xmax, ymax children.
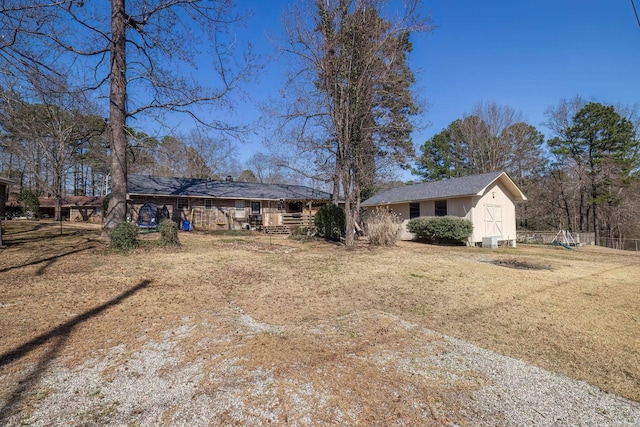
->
<box><xmin>110</xmin><ymin>221</ymin><xmax>139</xmax><ymax>252</ymax></box>
<box><xmin>159</xmin><ymin>219</ymin><xmax>180</xmax><ymax>246</ymax></box>
<box><xmin>407</xmin><ymin>216</ymin><xmax>473</xmax><ymax>244</ymax></box>
<box><xmin>314</xmin><ymin>203</ymin><xmax>345</xmax><ymax>242</ymax></box>
<box><xmin>17</xmin><ymin>189</ymin><xmax>40</xmax><ymax>218</ymax></box>
<box><xmin>367</xmin><ymin>207</ymin><xmax>402</xmax><ymax>246</ymax></box>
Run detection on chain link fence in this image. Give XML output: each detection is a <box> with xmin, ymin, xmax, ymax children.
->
<box><xmin>517</xmin><ymin>231</ymin><xmax>639</xmax><ymax>255</ymax></box>
<box><xmin>598</xmin><ymin>237</ymin><xmax>640</xmax><ymax>254</ymax></box>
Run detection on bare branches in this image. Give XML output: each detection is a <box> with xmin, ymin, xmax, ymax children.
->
<box><xmin>1</xmin><ymin>0</ymin><xmax>254</xmax><ymax>131</ymax></box>
<box><xmin>273</xmin><ymin>0</ymin><xmax>432</xmax><ymax>244</ymax></box>
<box><xmin>0</xmin><ymin>80</ymin><xmax>106</xmax><ymax>217</ymax></box>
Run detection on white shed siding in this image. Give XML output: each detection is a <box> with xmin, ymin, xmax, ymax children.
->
<box><xmin>446</xmin><ymin>197</ymin><xmax>473</xmax><ymax>218</ymax></box>
<box><xmin>421</xmin><ymin>200</ymin><xmax>433</xmax><ymax>216</ymax></box>
<box><xmin>471</xmin><ymin>181</ymin><xmax>517</xmax><ymax>244</ymax></box>
<box><xmin>390</xmin><ymin>203</ymin><xmax>410</xmax><ymax>220</ymax></box>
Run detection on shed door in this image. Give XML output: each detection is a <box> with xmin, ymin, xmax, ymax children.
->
<box><xmin>485</xmin><ymin>205</ymin><xmax>503</xmax><ymax>237</ymax></box>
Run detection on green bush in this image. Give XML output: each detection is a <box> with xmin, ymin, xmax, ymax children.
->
<box><xmin>367</xmin><ymin>207</ymin><xmax>402</xmax><ymax>246</ymax></box>
<box><xmin>17</xmin><ymin>189</ymin><xmax>40</xmax><ymax>218</ymax></box>
<box><xmin>407</xmin><ymin>216</ymin><xmax>473</xmax><ymax>244</ymax></box>
<box><xmin>110</xmin><ymin>221</ymin><xmax>139</xmax><ymax>252</ymax></box>
<box><xmin>159</xmin><ymin>219</ymin><xmax>180</xmax><ymax>246</ymax></box>
<box><xmin>314</xmin><ymin>203</ymin><xmax>345</xmax><ymax>242</ymax></box>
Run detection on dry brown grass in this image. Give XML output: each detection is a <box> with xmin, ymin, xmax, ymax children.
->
<box><xmin>0</xmin><ymin>220</ymin><xmax>638</xmax><ymax>424</ymax></box>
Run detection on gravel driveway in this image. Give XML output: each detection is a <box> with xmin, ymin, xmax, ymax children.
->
<box><xmin>1</xmin><ymin>310</ymin><xmax>638</xmax><ymax>426</ymax></box>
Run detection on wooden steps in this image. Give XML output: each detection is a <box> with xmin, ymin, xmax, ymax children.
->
<box><xmin>263</xmin><ymin>225</ymin><xmax>290</xmax><ymax>235</ymax></box>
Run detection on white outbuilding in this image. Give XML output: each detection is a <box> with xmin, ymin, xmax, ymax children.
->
<box><xmin>361</xmin><ymin>171</ymin><xmax>527</xmax><ymax>246</ymax></box>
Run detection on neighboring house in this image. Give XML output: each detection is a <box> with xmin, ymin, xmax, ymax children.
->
<box><xmin>127</xmin><ymin>175</ymin><xmax>334</xmax><ymax>233</ymax></box>
<box><xmin>0</xmin><ymin>177</ymin><xmax>14</xmax><ymax>219</ymax></box>
<box><xmin>39</xmin><ymin>196</ymin><xmax>104</xmax><ymax>222</ymax></box>
<box><xmin>361</xmin><ymin>171</ymin><xmax>527</xmax><ymax>246</ymax></box>
<box><xmin>0</xmin><ymin>177</ymin><xmax>15</xmax><ymax>247</ymax></box>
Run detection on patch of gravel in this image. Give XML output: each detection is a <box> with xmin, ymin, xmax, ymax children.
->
<box><xmin>1</xmin><ymin>311</ymin><xmax>639</xmax><ymax>426</ymax></box>
<box><xmin>392</xmin><ymin>331</ymin><xmax>640</xmax><ymax>425</ymax></box>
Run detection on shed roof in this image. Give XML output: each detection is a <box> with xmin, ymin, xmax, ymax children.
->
<box><xmin>361</xmin><ymin>171</ymin><xmax>527</xmax><ymax>207</ymax></box>
<box><xmin>127</xmin><ymin>175</ymin><xmax>333</xmax><ymax>201</ymax></box>
<box><xmin>0</xmin><ymin>177</ymin><xmax>15</xmax><ymax>185</ymax></box>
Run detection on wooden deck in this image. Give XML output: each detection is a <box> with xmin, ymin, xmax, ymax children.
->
<box><xmin>282</xmin><ymin>213</ymin><xmax>314</xmax><ymax>228</ymax></box>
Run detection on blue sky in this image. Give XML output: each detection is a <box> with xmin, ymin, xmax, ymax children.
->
<box><xmin>411</xmin><ymin>0</ymin><xmax>640</xmax><ymax>139</ymax></box>
<box><xmin>215</xmin><ymin>0</ymin><xmax>640</xmax><ymax>173</ymax></box>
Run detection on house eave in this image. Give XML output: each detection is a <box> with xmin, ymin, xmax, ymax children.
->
<box><xmin>127</xmin><ymin>192</ymin><xmax>331</xmax><ymax>202</ymax></box>
<box><xmin>362</xmin><ymin>193</ymin><xmax>479</xmax><ymax>207</ymax></box>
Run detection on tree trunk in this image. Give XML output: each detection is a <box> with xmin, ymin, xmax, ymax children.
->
<box><xmin>592</xmin><ymin>189</ymin><xmax>600</xmax><ymax>246</ymax></box>
<box><xmin>101</xmin><ymin>0</ymin><xmax>128</xmax><ymax>239</ymax></box>
<box><xmin>54</xmin><ymin>196</ymin><xmax>62</xmax><ymax>222</ymax></box>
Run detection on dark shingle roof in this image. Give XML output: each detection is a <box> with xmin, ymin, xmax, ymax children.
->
<box><xmin>128</xmin><ymin>175</ymin><xmax>333</xmax><ymax>201</ymax></box>
<box><xmin>39</xmin><ymin>196</ymin><xmax>103</xmax><ymax>207</ymax></box>
<box><xmin>362</xmin><ymin>171</ymin><xmax>525</xmax><ymax>206</ymax></box>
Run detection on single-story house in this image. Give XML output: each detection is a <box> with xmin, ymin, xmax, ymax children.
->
<box><xmin>0</xmin><ymin>177</ymin><xmax>14</xmax><ymax>219</ymax></box>
<box><xmin>127</xmin><ymin>174</ymin><xmax>334</xmax><ymax>233</ymax></box>
<box><xmin>39</xmin><ymin>195</ymin><xmax>104</xmax><ymax>222</ymax></box>
<box><xmin>361</xmin><ymin>171</ymin><xmax>527</xmax><ymax>246</ymax></box>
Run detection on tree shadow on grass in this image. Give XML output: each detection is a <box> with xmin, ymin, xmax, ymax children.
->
<box><xmin>2</xmin><ymin>229</ymin><xmax>96</xmax><ymax>247</ymax></box>
<box><xmin>0</xmin><ymin>243</ymin><xmax>100</xmax><ymax>275</ymax></box>
<box><xmin>0</xmin><ymin>279</ymin><xmax>152</xmax><ymax>423</ymax></box>
<box><xmin>0</xmin><ymin>221</ymin><xmax>51</xmax><ymax>236</ymax></box>
<box><xmin>1</xmin><ymin>219</ymin><xmax>101</xmax><ymax>247</ymax></box>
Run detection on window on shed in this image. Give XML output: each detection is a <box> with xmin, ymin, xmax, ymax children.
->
<box><xmin>409</xmin><ymin>203</ymin><xmax>420</xmax><ymax>219</ymax></box>
<box><xmin>434</xmin><ymin>200</ymin><xmax>447</xmax><ymax>216</ymax></box>
<box><xmin>251</xmin><ymin>201</ymin><xmax>261</xmax><ymax>214</ymax></box>
<box><xmin>177</xmin><ymin>198</ymin><xmax>189</xmax><ymax>210</ymax></box>
<box><xmin>204</xmin><ymin>199</ymin><xmax>213</xmax><ymax>210</ymax></box>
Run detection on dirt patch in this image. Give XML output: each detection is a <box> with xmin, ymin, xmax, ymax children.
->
<box><xmin>488</xmin><ymin>258</ymin><xmax>552</xmax><ymax>270</ymax></box>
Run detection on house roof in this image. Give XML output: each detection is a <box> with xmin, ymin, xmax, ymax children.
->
<box><xmin>127</xmin><ymin>175</ymin><xmax>333</xmax><ymax>201</ymax></box>
<box><xmin>0</xmin><ymin>177</ymin><xmax>15</xmax><ymax>185</ymax></box>
<box><xmin>39</xmin><ymin>196</ymin><xmax>104</xmax><ymax>208</ymax></box>
<box><xmin>361</xmin><ymin>171</ymin><xmax>527</xmax><ymax>207</ymax></box>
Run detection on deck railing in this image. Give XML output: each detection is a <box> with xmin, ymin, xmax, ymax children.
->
<box><xmin>282</xmin><ymin>213</ymin><xmax>314</xmax><ymax>228</ymax></box>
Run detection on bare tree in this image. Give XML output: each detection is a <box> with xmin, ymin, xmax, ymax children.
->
<box><xmin>416</xmin><ymin>101</ymin><xmax>545</xmax><ymax>181</ymax></box>
<box><xmin>455</xmin><ymin>101</ymin><xmax>525</xmax><ymax>174</ymax></box>
<box><xmin>1</xmin><ymin>1</ymin><xmax>254</xmax><ymax>237</ymax></box>
<box><xmin>278</xmin><ymin>0</ymin><xmax>431</xmax><ymax>245</ymax></box>
<box><xmin>0</xmin><ymin>82</ymin><xmax>105</xmax><ymax>220</ymax></box>
<box><xmin>182</xmin><ymin>128</ymin><xmax>237</xmax><ymax>179</ymax></box>
<box><xmin>245</xmin><ymin>152</ymin><xmax>287</xmax><ymax>184</ymax></box>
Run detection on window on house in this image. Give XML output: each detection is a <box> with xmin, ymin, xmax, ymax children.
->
<box><xmin>409</xmin><ymin>203</ymin><xmax>420</xmax><ymax>219</ymax></box>
<box><xmin>434</xmin><ymin>200</ymin><xmax>447</xmax><ymax>216</ymax></box>
<box><xmin>204</xmin><ymin>199</ymin><xmax>212</xmax><ymax>210</ymax></box>
<box><xmin>277</xmin><ymin>200</ymin><xmax>284</xmax><ymax>212</ymax></box>
<box><xmin>177</xmin><ymin>198</ymin><xmax>189</xmax><ymax>210</ymax></box>
<box><xmin>251</xmin><ymin>201</ymin><xmax>261</xmax><ymax>214</ymax></box>
<box><xmin>235</xmin><ymin>200</ymin><xmax>245</xmax><ymax>218</ymax></box>
<box><xmin>288</xmin><ymin>201</ymin><xmax>303</xmax><ymax>212</ymax></box>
